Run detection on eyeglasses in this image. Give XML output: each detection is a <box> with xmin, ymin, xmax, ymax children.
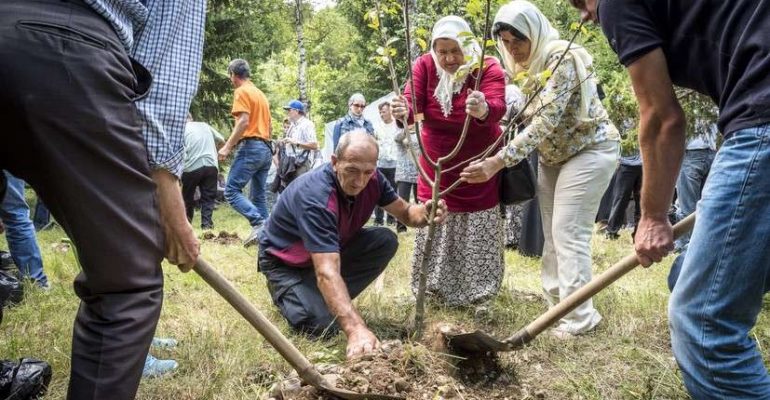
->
<box><xmin>351</xmin><ymin>103</ymin><xmax>366</xmax><ymax>109</ymax></box>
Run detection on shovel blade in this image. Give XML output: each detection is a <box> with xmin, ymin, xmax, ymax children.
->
<box><xmin>444</xmin><ymin>330</ymin><xmax>512</xmax><ymax>354</ymax></box>
<box><xmin>321</xmin><ymin>383</ymin><xmax>405</xmax><ymax>400</ymax></box>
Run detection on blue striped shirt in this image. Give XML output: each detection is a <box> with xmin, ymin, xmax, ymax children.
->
<box><xmin>84</xmin><ymin>0</ymin><xmax>207</xmax><ymax>176</ymax></box>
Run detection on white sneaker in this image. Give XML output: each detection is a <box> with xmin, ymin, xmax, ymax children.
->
<box><xmin>243</xmin><ymin>223</ymin><xmax>263</xmax><ymax>248</ymax></box>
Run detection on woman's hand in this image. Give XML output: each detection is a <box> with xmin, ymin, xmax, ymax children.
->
<box><xmin>465</xmin><ymin>89</ymin><xmax>489</xmax><ymax>120</ymax></box>
<box><xmin>460</xmin><ymin>155</ymin><xmax>505</xmax><ymax>183</ymax></box>
<box><xmin>391</xmin><ymin>95</ymin><xmax>409</xmax><ymax>120</ymax></box>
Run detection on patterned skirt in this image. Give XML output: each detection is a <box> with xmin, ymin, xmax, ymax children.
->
<box><xmin>411</xmin><ymin>206</ymin><xmax>505</xmax><ymax>306</ymax></box>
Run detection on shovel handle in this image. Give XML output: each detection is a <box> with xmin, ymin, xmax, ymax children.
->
<box><xmin>193</xmin><ymin>258</ymin><xmax>326</xmax><ymax>386</ymax></box>
<box><xmin>513</xmin><ymin>213</ymin><xmax>696</xmax><ymax>343</ymax></box>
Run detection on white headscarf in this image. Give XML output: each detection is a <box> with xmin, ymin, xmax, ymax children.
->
<box><xmin>430</xmin><ymin>16</ymin><xmax>482</xmax><ymax>117</ymax></box>
<box><xmin>494</xmin><ymin>1</ymin><xmax>594</xmax><ymax>121</ymax></box>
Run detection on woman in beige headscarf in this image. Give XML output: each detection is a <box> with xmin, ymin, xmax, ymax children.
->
<box><xmin>462</xmin><ymin>1</ymin><xmax>620</xmax><ymax>338</ymax></box>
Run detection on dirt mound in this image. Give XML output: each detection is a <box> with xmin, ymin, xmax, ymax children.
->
<box><xmin>201</xmin><ymin>231</ymin><xmax>241</xmax><ymax>245</ymax></box>
<box><xmin>269</xmin><ymin>340</ymin><xmax>525</xmax><ymax>400</ymax></box>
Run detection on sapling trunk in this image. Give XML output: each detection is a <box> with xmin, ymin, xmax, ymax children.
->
<box><xmin>410</xmin><ymin>0</ymin><xmax>493</xmax><ymax>338</ymax></box>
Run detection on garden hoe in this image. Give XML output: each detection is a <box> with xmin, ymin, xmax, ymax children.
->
<box><xmin>443</xmin><ymin>213</ymin><xmax>696</xmax><ymax>356</ymax></box>
<box><xmin>194</xmin><ymin>258</ymin><xmax>404</xmax><ymax>400</ymax></box>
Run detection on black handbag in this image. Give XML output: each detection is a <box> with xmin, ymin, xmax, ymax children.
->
<box><xmin>499</xmin><ymin>157</ymin><xmax>536</xmax><ymax>205</ymax></box>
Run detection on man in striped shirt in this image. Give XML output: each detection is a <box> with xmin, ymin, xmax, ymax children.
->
<box><xmin>0</xmin><ymin>0</ymin><xmax>205</xmax><ymax>398</ymax></box>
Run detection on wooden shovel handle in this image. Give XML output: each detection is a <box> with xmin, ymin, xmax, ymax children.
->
<box><xmin>193</xmin><ymin>258</ymin><xmax>327</xmax><ymax>386</ymax></box>
<box><xmin>522</xmin><ymin>213</ymin><xmax>696</xmax><ymax>338</ymax></box>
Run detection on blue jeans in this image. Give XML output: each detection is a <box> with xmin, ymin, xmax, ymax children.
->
<box><xmin>669</xmin><ymin>123</ymin><xmax>770</xmax><ymax>399</ymax></box>
<box><xmin>0</xmin><ymin>172</ymin><xmax>48</xmax><ymax>286</ymax></box>
<box><xmin>674</xmin><ymin>148</ymin><xmax>716</xmax><ymax>250</ymax></box>
<box><xmin>224</xmin><ymin>140</ymin><xmax>272</xmax><ymax>227</ymax></box>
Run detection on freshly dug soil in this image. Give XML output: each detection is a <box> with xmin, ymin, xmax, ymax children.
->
<box><xmin>269</xmin><ymin>339</ymin><xmax>527</xmax><ymax>400</ymax></box>
<box><xmin>201</xmin><ymin>231</ymin><xmax>241</xmax><ymax>245</ymax></box>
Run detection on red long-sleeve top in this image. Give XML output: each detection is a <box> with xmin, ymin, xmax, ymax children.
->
<box><xmin>403</xmin><ymin>54</ymin><xmax>506</xmax><ymax>213</ymax></box>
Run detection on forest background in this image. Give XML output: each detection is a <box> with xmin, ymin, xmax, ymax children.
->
<box><xmin>195</xmin><ymin>0</ymin><xmax>714</xmax><ymax>155</ymax></box>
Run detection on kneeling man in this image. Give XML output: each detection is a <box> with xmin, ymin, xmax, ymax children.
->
<box><xmin>258</xmin><ymin>130</ymin><xmax>447</xmax><ymax>359</ymax></box>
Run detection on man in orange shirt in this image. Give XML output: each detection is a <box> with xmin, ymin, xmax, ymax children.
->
<box><xmin>219</xmin><ymin>59</ymin><xmax>273</xmax><ymax>246</ymax></box>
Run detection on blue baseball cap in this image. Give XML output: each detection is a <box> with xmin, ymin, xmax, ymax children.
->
<box><xmin>283</xmin><ymin>100</ymin><xmax>305</xmax><ymax>113</ymax></box>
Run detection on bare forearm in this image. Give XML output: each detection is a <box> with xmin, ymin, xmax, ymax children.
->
<box><xmin>226</xmin><ymin>119</ymin><xmax>248</xmax><ymax>147</ymax></box>
<box><xmin>315</xmin><ymin>261</ymin><xmax>365</xmax><ymax>334</ymax></box>
<box><xmin>639</xmin><ymin>113</ymin><xmax>686</xmax><ymax>218</ymax></box>
<box><xmin>150</xmin><ymin>169</ymin><xmax>199</xmax><ymax>269</ymax></box>
<box><xmin>297</xmin><ymin>141</ymin><xmax>318</xmax><ymax>151</ymax></box>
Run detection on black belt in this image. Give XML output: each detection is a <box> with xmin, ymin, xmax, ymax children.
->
<box><xmin>240</xmin><ymin>137</ymin><xmax>270</xmax><ymax>143</ymax></box>
<box><xmin>240</xmin><ymin>136</ymin><xmax>275</xmax><ymax>154</ymax></box>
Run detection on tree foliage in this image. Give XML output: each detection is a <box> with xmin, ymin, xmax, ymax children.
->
<box><xmin>192</xmin><ymin>0</ymin><xmax>714</xmax><ymax>147</ymax></box>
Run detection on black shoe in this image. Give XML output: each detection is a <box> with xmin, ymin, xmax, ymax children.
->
<box><xmin>373</xmin><ymin>221</ymin><xmax>384</xmax><ymax>226</ymax></box>
<box><xmin>397</xmin><ymin>226</ymin><xmax>407</xmax><ymax>233</ymax></box>
<box><xmin>605</xmin><ymin>232</ymin><xmax>620</xmax><ymax>240</ymax></box>
<box><xmin>201</xmin><ymin>224</ymin><xmax>214</xmax><ymax>230</ymax></box>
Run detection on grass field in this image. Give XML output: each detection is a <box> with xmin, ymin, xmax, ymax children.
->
<box><xmin>3</xmin><ymin>202</ymin><xmax>769</xmax><ymax>399</ymax></box>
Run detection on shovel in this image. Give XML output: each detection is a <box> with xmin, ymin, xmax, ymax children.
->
<box><xmin>444</xmin><ymin>213</ymin><xmax>696</xmax><ymax>355</ymax></box>
<box><xmin>193</xmin><ymin>258</ymin><xmax>404</xmax><ymax>400</ymax></box>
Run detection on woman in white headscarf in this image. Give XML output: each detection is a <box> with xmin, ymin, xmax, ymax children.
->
<box><xmin>391</xmin><ymin>16</ymin><xmax>507</xmax><ymax>307</ymax></box>
<box><xmin>462</xmin><ymin>1</ymin><xmax>620</xmax><ymax>338</ymax></box>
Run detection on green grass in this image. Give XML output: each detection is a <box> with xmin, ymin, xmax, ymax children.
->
<box><xmin>1</xmin><ymin>203</ymin><xmax>763</xmax><ymax>399</ymax></box>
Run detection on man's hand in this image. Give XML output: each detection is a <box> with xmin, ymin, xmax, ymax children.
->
<box><xmin>151</xmin><ymin>169</ymin><xmax>200</xmax><ymax>272</ymax></box>
<box><xmin>218</xmin><ymin>144</ymin><xmax>232</xmax><ymax>162</ymax></box>
<box><xmin>634</xmin><ymin>215</ymin><xmax>674</xmax><ymax>267</ymax></box>
<box><xmin>346</xmin><ymin>326</ymin><xmax>380</xmax><ymax>359</ymax></box>
<box><xmin>423</xmin><ymin>199</ymin><xmax>448</xmax><ymax>225</ymax></box>
<box><xmin>460</xmin><ymin>155</ymin><xmax>505</xmax><ymax>183</ymax></box>
<box><xmin>390</xmin><ymin>95</ymin><xmax>409</xmax><ymax>120</ymax></box>
<box><xmin>465</xmin><ymin>89</ymin><xmax>489</xmax><ymax>120</ymax></box>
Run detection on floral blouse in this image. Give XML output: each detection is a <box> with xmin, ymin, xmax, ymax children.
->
<box><xmin>497</xmin><ymin>53</ymin><xmax>619</xmax><ymax>167</ymax></box>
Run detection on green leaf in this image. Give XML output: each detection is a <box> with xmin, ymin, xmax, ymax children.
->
<box><xmin>416</xmin><ymin>38</ymin><xmax>428</xmax><ymax>52</ymax></box>
<box><xmin>465</xmin><ymin>0</ymin><xmax>482</xmax><ymax>16</ymax></box>
<box><xmin>386</xmin><ymin>37</ymin><xmax>400</xmax><ymax>46</ymax></box>
<box><xmin>537</xmin><ymin>69</ymin><xmax>553</xmax><ymax>86</ymax></box>
<box><xmin>364</xmin><ymin>10</ymin><xmax>380</xmax><ymax>30</ymax></box>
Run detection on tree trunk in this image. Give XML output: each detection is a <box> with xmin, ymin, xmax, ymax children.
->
<box><xmin>294</xmin><ymin>0</ymin><xmax>309</xmax><ymax>113</ymax></box>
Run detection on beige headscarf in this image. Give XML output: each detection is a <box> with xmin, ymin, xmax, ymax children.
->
<box><xmin>494</xmin><ymin>1</ymin><xmax>594</xmax><ymax>121</ymax></box>
<box><xmin>430</xmin><ymin>16</ymin><xmax>482</xmax><ymax>117</ymax></box>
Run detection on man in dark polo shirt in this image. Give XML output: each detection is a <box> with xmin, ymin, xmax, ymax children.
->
<box><xmin>258</xmin><ymin>131</ymin><xmax>447</xmax><ymax>359</ymax></box>
<box><xmin>571</xmin><ymin>0</ymin><xmax>770</xmax><ymax>397</ymax></box>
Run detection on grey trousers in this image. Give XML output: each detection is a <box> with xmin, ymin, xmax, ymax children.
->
<box><xmin>259</xmin><ymin>227</ymin><xmax>398</xmax><ymax>337</ymax></box>
<box><xmin>0</xmin><ymin>1</ymin><xmax>164</xmax><ymax>398</ymax></box>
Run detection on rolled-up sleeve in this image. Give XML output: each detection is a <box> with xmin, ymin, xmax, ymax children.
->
<box><xmin>131</xmin><ymin>0</ymin><xmax>206</xmax><ymax>177</ymax></box>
